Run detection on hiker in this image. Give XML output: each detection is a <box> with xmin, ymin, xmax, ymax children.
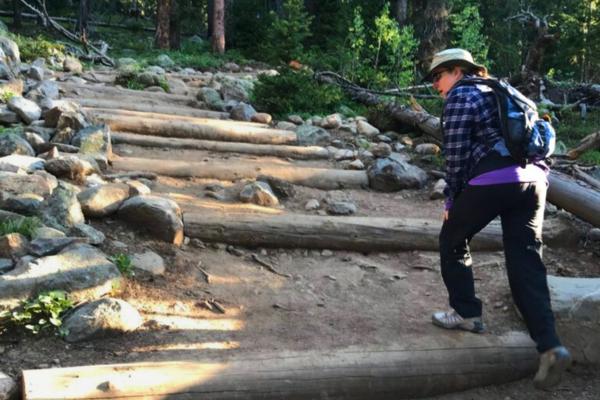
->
<box><xmin>423</xmin><ymin>48</ymin><xmax>571</xmax><ymax>389</ymax></box>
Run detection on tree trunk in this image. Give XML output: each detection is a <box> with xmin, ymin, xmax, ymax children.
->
<box><xmin>211</xmin><ymin>0</ymin><xmax>225</xmax><ymax>53</ymax></box>
<box><xmin>76</xmin><ymin>0</ymin><xmax>90</xmax><ymax>39</ymax></box>
<box><xmin>547</xmin><ymin>171</ymin><xmax>600</xmax><ymax>228</ymax></box>
<box><xmin>155</xmin><ymin>0</ymin><xmax>171</xmax><ymax>49</ymax></box>
<box><xmin>415</xmin><ymin>0</ymin><xmax>449</xmax><ymax>73</ymax></box>
<box><xmin>12</xmin><ymin>0</ymin><xmax>21</xmax><ymax>28</ymax></box>
<box><xmin>169</xmin><ymin>0</ymin><xmax>181</xmax><ymax>50</ymax></box>
<box><xmin>207</xmin><ymin>0</ymin><xmax>214</xmax><ymax>39</ymax></box>
<box><xmin>393</xmin><ymin>0</ymin><xmax>408</xmax><ymax>25</ymax></box>
<box><xmin>112</xmin><ymin>157</ymin><xmax>368</xmax><ymax>190</ymax></box>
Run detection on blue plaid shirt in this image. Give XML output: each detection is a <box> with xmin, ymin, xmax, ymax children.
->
<box><xmin>442</xmin><ymin>78</ymin><xmax>503</xmax><ymax>206</ymax></box>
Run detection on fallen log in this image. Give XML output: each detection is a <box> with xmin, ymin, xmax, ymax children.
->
<box><xmin>21</xmin><ymin>333</ymin><xmax>537</xmax><ymax>400</ymax></box>
<box><xmin>95</xmin><ymin>115</ymin><xmax>297</xmax><ymax>145</ymax></box>
<box><xmin>567</xmin><ymin>131</ymin><xmax>600</xmax><ymax>160</ymax></box>
<box><xmin>547</xmin><ymin>171</ymin><xmax>600</xmax><ymax>227</ymax></box>
<box><xmin>58</xmin><ymin>82</ymin><xmax>196</xmax><ymax>105</ymax></box>
<box><xmin>112</xmin><ymin>157</ymin><xmax>366</xmax><ymax>190</ymax></box>
<box><xmin>572</xmin><ymin>165</ymin><xmax>600</xmax><ymax>191</ymax></box>
<box><xmin>65</xmin><ymin>97</ymin><xmax>229</xmax><ymax>119</ymax></box>
<box><xmin>185</xmin><ymin>212</ymin><xmax>503</xmax><ymax>251</ymax></box>
<box><xmin>111</xmin><ymin>132</ymin><xmax>329</xmax><ymax>160</ymax></box>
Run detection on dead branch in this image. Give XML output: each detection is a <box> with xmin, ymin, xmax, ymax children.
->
<box><xmin>572</xmin><ymin>165</ymin><xmax>600</xmax><ymax>191</ymax></box>
<box><xmin>567</xmin><ymin>131</ymin><xmax>600</xmax><ymax>160</ymax></box>
<box><xmin>18</xmin><ymin>0</ymin><xmax>114</xmax><ymax>67</ymax></box>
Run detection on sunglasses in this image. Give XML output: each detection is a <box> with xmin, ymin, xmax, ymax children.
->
<box><xmin>432</xmin><ymin>69</ymin><xmax>448</xmax><ymax>83</ymax></box>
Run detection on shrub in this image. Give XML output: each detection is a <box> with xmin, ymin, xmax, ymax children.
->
<box><xmin>252</xmin><ymin>68</ymin><xmax>344</xmax><ymax>116</ymax></box>
<box><xmin>10</xmin><ymin>34</ymin><xmax>64</xmax><ymax>62</ymax></box>
<box><xmin>0</xmin><ymin>290</ymin><xmax>73</xmax><ymax>336</ymax></box>
<box><xmin>110</xmin><ymin>253</ymin><xmax>135</xmax><ymax>277</ymax></box>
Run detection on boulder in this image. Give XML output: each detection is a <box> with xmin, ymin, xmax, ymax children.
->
<box><xmin>0</xmin><ymin>193</ymin><xmax>44</xmax><ymax>216</ymax></box>
<box><xmin>288</xmin><ymin>115</ymin><xmax>304</xmax><ymax>125</ymax></box>
<box><xmin>44</xmin><ymin>155</ymin><xmax>97</xmax><ymax>181</ymax></box>
<box><xmin>0</xmin><ymin>105</ymin><xmax>18</xmax><ymax>124</ymax></box>
<box><xmin>216</xmin><ymin>75</ymin><xmax>253</xmax><ymax>102</ymax></box>
<box><xmin>144</xmin><ymin>65</ymin><xmax>166</xmax><ymax>75</ymax></box>
<box><xmin>125</xmin><ymin>180</ymin><xmax>151</xmax><ymax>196</ymax></box>
<box><xmin>0</xmin><ymin>258</ymin><xmax>12</xmax><ymax>274</ymax></box>
<box><xmin>230</xmin><ymin>102</ymin><xmax>257</xmax><ymax>122</ymax></box>
<box><xmin>326</xmin><ymin>201</ymin><xmax>357</xmax><ymax>216</ymax></box>
<box><xmin>25</xmin><ymin>80</ymin><xmax>59</xmax><ymax>102</ymax></box>
<box><xmin>321</xmin><ymin>113</ymin><xmax>342</xmax><ymax>129</ymax></box>
<box><xmin>56</xmin><ymin>111</ymin><xmax>88</xmax><ymax>133</ymax></box>
<box><xmin>62</xmin><ymin>298</ymin><xmax>143</xmax><ymax>343</ymax></box>
<box><xmin>0</xmin><ymin>132</ymin><xmax>34</xmax><ymax>157</ymax></box>
<box><xmin>0</xmin><ymin>36</ymin><xmax>20</xmax><ymax>66</ymax></box>
<box><xmin>430</xmin><ymin>179</ymin><xmax>447</xmax><ymax>200</ymax></box>
<box><xmin>239</xmin><ymin>181</ymin><xmax>279</xmax><ymax>207</ymax></box>
<box><xmin>28</xmin><ymin>237</ymin><xmax>85</xmax><ymax>257</ymax></box>
<box><xmin>28</xmin><ymin>65</ymin><xmax>44</xmax><ymax>80</ymax></box>
<box><xmin>131</xmin><ymin>251</ymin><xmax>165</xmax><ymax>275</ymax></box>
<box><xmin>166</xmin><ymin>78</ymin><xmax>188</xmax><ymax>95</ymax></box>
<box><xmin>368</xmin><ymin>157</ymin><xmax>428</xmax><ymax>192</ymax></box>
<box><xmin>69</xmin><ymin>223</ymin><xmax>105</xmax><ymax>245</ymax></box>
<box><xmin>32</xmin><ymin>226</ymin><xmax>66</xmax><ymax>240</ymax></box>
<box><xmin>7</xmin><ymin>96</ymin><xmax>41</xmax><ymax>124</ymax></box>
<box><xmin>251</xmin><ymin>113</ymin><xmax>272</xmax><ymax>124</ymax></box>
<box><xmin>156</xmin><ymin>54</ymin><xmax>175</xmax><ymax>68</ymax></box>
<box><xmin>71</xmin><ymin>124</ymin><xmax>112</xmax><ymax>157</ymax></box>
<box><xmin>305</xmin><ymin>199</ymin><xmax>320</xmax><ymax>211</ymax></box>
<box><xmin>77</xmin><ymin>183</ymin><xmax>131</xmax><ymax>218</ymax></box>
<box><xmin>63</xmin><ymin>56</ymin><xmax>83</xmax><ymax>74</ymax></box>
<box><xmin>357</xmin><ymin>120</ymin><xmax>380</xmax><ymax>137</ymax></box>
<box><xmin>43</xmin><ymin>101</ymin><xmax>83</xmax><ymax>128</ymax></box>
<box><xmin>0</xmin><ymin>154</ymin><xmax>44</xmax><ymax>173</ymax></box>
<box><xmin>415</xmin><ymin>143</ymin><xmax>441</xmax><ymax>155</ymax></box>
<box><xmin>0</xmin><ymin>371</ymin><xmax>17</xmax><ymax>400</ymax></box>
<box><xmin>275</xmin><ymin>121</ymin><xmax>297</xmax><ymax>131</ymax></box>
<box><xmin>197</xmin><ymin>87</ymin><xmax>224</xmax><ymax>111</ymax></box>
<box><xmin>296</xmin><ymin>125</ymin><xmax>331</xmax><ymax>146</ymax></box>
<box><xmin>256</xmin><ymin>175</ymin><xmax>296</xmax><ymax>199</ymax></box>
<box><xmin>0</xmin><ymin>243</ymin><xmax>121</xmax><ymax>309</ymax></box>
<box><xmin>117</xmin><ymin>195</ymin><xmax>184</xmax><ymax>245</ymax></box>
<box><xmin>38</xmin><ymin>181</ymin><xmax>85</xmax><ymax>231</ymax></box>
<box><xmin>0</xmin><ymin>171</ymin><xmax>53</xmax><ymax>197</ymax></box>
<box><xmin>371</xmin><ymin>142</ymin><xmax>392</xmax><ymax>158</ymax></box>
<box><xmin>0</xmin><ymin>233</ymin><xmax>28</xmax><ymax>258</ymax></box>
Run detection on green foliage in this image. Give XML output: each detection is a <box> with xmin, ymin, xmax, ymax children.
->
<box><xmin>10</xmin><ymin>34</ymin><xmax>64</xmax><ymax>62</ymax></box>
<box><xmin>260</xmin><ymin>0</ymin><xmax>314</xmax><ymax>63</ymax></box>
<box><xmin>0</xmin><ymin>291</ymin><xmax>73</xmax><ymax>336</ymax></box>
<box><xmin>555</xmin><ymin>107</ymin><xmax>600</xmax><ymax>165</ymax></box>
<box><xmin>0</xmin><ymin>217</ymin><xmax>42</xmax><ymax>239</ymax></box>
<box><xmin>110</xmin><ymin>253</ymin><xmax>135</xmax><ymax>277</ymax></box>
<box><xmin>251</xmin><ymin>68</ymin><xmax>344</xmax><ymax>116</ymax></box>
<box><xmin>0</xmin><ymin>90</ymin><xmax>15</xmax><ymax>103</ymax></box>
<box><xmin>449</xmin><ymin>5</ymin><xmax>489</xmax><ymax>65</ymax></box>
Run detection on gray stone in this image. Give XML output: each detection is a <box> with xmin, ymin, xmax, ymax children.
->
<box><xmin>7</xmin><ymin>96</ymin><xmax>41</xmax><ymax>124</ymax></box>
<box><xmin>348</xmin><ymin>159</ymin><xmax>365</xmax><ymax>170</ymax></box>
<box><xmin>0</xmin><ymin>132</ymin><xmax>34</xmax><ymax>157</ymax></box>
<box><xmin>0</xmin><ymin>105</ymin><xmax>18</xmax><ymax>124</ymax></box>
<box><xmin>326</xmin><ymin>201</ymin><xmax>357</xmax><ymax>216</ymax></box>
<box><xmin>0</xmin><ymin>171</ymin><xmax>53</xmax><ymax>197</ymax></box>
<box><xmin>304</xmin><ymin>199</ymin><xmax>320</xmax><ymax>211</ymax></box>
<box><xmin>22</xmin><ymin>131</ymin><xmax>48</xmax><ymax>153</ymax></box>
<box><xmin>223</xmin><ymin>62</ymin><xmax>241</xmax><ymax>72</ymax></box>
<box><xmin>78</xmin><ymin>183</ymin><xmax>130</xmax><ymax>218</ymax></box>
<box><xmin>56</xmin><ymin>111</ymin><xmax>88</xmax><ymax>133</ymax></box>
<box><xmin>32</xmin><ymin>226</ymin><xmax>66</xmax><ymax>240</ymax></box>
<box><xmin>118</xmin><ymin>195</ymin><xmax>184</xmax><ymax>245</ymax></box>
<box><xmin>197</xmin><ymin>87</ymin><xmax>224</xmax><ymax>111</ymax></box>
<box><xmin>256</xmin><ymin>175</ymin><xmax>296</xmax><ymax>199</ymax></box>
<box><xmin>334</xmin><ymin>149</ymin><xmax>355</xmax><ymax>161</ymax></box>
<box><xmin>25</xmin><ymin>80</ymin><xmax>59</xmax><ymax>102</ymax></box>
<box><xmin>415</xmin><ymin>143</ymin><xmax>441</xmax><ymax>155</ymax></box>
<box><xmin>71</xmin><ymin>124</ymin><xmax>111</xmax><ymax>157</ymax></box>
<box><xmin>43</xmin><ymin>101</ymin><xmax>82</xmax><ymax>128</ymax></box>
<box><xmin>371</xmin><ymin>142</ymin><xmax>392</xmax><ymax>158</ymax></box>
<box><xmin>69</xmin><ymin>223</ymin><xmax>105</xmax><ymax>245</ymax></box>
<box><xmin>44</xmin><ymin>155</ymin><xmax>97</xmax><ymax>181</ymax></box>
<box><xmin>144</xmin><ymin>65</ymin><xmax>166</xmax><ymax>75</ymax></box>
<box><xmin>321</xmin><ymin>113</ymin><xmax>342</xmax><ymax>129</ymax></box>
<box><xmin>29</xmin><ymin>237</ymin><xmax>84</xmax><ymax>257</ymax></box>
<box><xmin>166</xmin><ymin>78</ymin><xmax>188</xmax><ymax>95</ymax></box>
<box><xmin>239</xmin><ymin>181</ymin><xmax>279</xmax><ymax>207</ymax></box>
<box><xmin>125</xmin><ymin>180</ymin><xmax>151</xmax><ymax>196</ymax></box>
<box><xmin>430</xmin><ymin>179</ymin><xmax>446</xmax><ymax>200</ymax></box>
<box><xmin>131</xmin><ymin>251</ymin><xmax>165</xmax><ymax>275</ymax></box>
<box><xmin>39</xmin><ymin>181</ymin><xmax>84</xmax><ymax>231</ymax></box>
<box><xmin>230</xmin><ymin>102</ymin><xmax>257</xmax><ymax>122</ymax></box>
<box><xmin>288</xmin><ymin>115</ymin><xmax>304</xmax><ymax>125</ymax></box>
<box><xmin>251</xmin><ymin>113</ymin><xmax>272</xmax><ymax>124</ymax></box>
<box><xmin>156</xmin><ymin>54</ymin><xmax>175</xmax><ymax>68</ymax></box>
<box><xmin>368</xmin><ymin>157</ymin><xmax>428</xmax><ymax>192</ymax></box>
<box><xmin>0</xmin><ymin>243</ymin><xmax>121</xmax><ymax>309</ymax></box>
<box><xmin>116</xmin><ymin>57</ymin><xmax>137</xmax><ymax>68</ymax></box>
<box><xmin>0</xmin><ymin>259</ymin><xmax>12</xmax><ymax>274</ymax></box>
<box><xmin>296</xmin><ymin>125</ymin><xmax>331</xmax><ymax>146</ymax></box>
<box><xmin>0</xmin><ymin>154</ymin><xmax>44</xmax><ymax>173</ymax></box>
<box><xmin>588</xmin><ymin>228</ymin><xmax>600</xmax><ymax>241</ymax></box>
<box><xmin>62</xmin><ymin>298</ymin><xmax>142</xmax><ymax>343</ymax></box>
<box><xmin>0</xmin><ymin>36</ymin><xmax>20</xmax><ymax>65</ymax></box>
<box><xmin>218</xmin><ymin>76</ymin><xmax>254</xmax><ymax>103</ymax></box>
<box><xmin>275</xmin><ymin>121</ymin><xmax>297</xmax><ymax>131</ymax></box>
<box><xmin>0</xmin><ymin>371</ymin><xmax>17</xmax><ymax>400</ymax></box>
<box><xmin>357</xmin><ymin>120</ymin><xmax>379</xmax><ymax>137</ymax></box>
<box><xmin>0</xmin><ymin>233</ymin><xmax>28</xmax><ymax>258</ymax></box>
<box><xmin>0</xmin><ymin>193</ymin><xmax>44</xmax><ymax>215</ymax></box>
<box><xmin>28</xmin><ymin>65</ymin><xmax>44</xmax><ymax>80</ymax></box>
<box><xmin>63</xmin><ymin>56</ymin><xmax>83</xmax><ymax>74</ymax></box>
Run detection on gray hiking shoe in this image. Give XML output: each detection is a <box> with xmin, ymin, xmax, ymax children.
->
<box><xmin>432</xmin><ymin>309</ymin><xmax>485</xmax><ymax>333</ymax></box>
<box><xmin>533</xmin><ymin>346</ymin><xmax>571</xmax><ymax>390</ymax></box>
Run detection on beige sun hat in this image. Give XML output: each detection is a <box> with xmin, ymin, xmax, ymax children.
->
<box><xmin>423</xmin><ymin>48</ymin><xmax>487</xmax><ymax>82</ymax></box>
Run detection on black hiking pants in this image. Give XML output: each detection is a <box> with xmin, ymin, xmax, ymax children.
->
<box><xmin>439</xmin><ymin>180</ymin><xmax>561</xmax><ymax>353</ymax></box>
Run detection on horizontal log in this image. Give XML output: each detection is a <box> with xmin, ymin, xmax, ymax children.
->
<box><xmin>184</xmin><ymin>212</ymin><xmax>503</xmax><ymax>251</ymax></box>
<box><xmin>112</xmin><ymin>157</ymin><xmax>367</xmax><ymax>190</ymax></box>
<box><xmin>58</xmin><ymin>82</ymin><xmax>196</xmax><ymax>106</ymax></box>
<box><xmin>547</xmin><ymin>171</ymin><xmax>600</xmax><ymax>227</ymax></box>
<box><xmin>95</xmin><ymin>114</ymin><xmax>297</xmax><ymax>145</ymax></box>
<box><xmin>64</xmin><ymin>98</ymin><xmax>228</xmax><ymax>119</ymax></box>
<box><xmin>22</xmin><ymin>333</ymin><xmax>537</xmax><ymax>400</ymax></box>
<box><xmin>112</xmin><ymin>132</ymin><xmax>329</xmax><ymax>160</ymax></box>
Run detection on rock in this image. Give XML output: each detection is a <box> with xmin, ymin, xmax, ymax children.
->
<box><xmin>371</xmin><ymin>142</ymin><xmax>392</xmax><ymax>158</ymax></box>
<box><xmin>430</xmin><ymin>179</ymin><xmax>446</xmax><ymax>200</ymax></box>
<box><xmin>0</xmin><ymin>243</ymin><xmax>121</xmax><ymax>309</ymax></box>
<box><xmin>69</xmin><ymin>223</ymin><xmax>105</xmax><ymax>245</ymax></box>
<box><xmin>144</xmin><ymin>65</ymin><xmax>166</xmax><ymax>75</ymax></box>
<box><xmin>136</xmin><ymin>71</ymin><xmax>160</xmax><ymax>87</ymax></box>
<box><xmin>296</xmin><ymin>125</ymin><xmax>331</xmax><ymax>146</ymax></box>
<box><xmin>239</xmin><ymin>181</ymin><xmax>279</xmax><ymax>207</ymax></box>
<box><xmin>357</xmin><ymin>120</ymin><xmax>379</xmax><ymax>137</ymax></box>
<box><xmin>230</xmin><ymin>102</ymin><xmax>257</xmax><ymax>121</ymax></box>
<box><xmin>275</xmin><ymin>121</ymin><xmax>297</xmax><ymax>131</ymax></box>
<box><xmin>0</xmin><ymin>233</ymin><xmax>28</xmax><ymax>258</ymax></box>
<box><xmin>43</xmin><ymin>101</ymin><xmax>82</xmax><ymax>128</ymax></box>
<box><xmin>0</xmin><ymin>171</ymin><xmax>53</xmax><ymax>197</ymax></box>
<box><xmin>0</xmin><ymin>131</ymin><xmax>34</xmax><ymax>157</ymax></box>
<box><xmin>0</xmin><ymin>36</ymin><xmax>20</xmax><ymax>69</ymax></box>
<box><xmin>116</xmin><ymin>57</ymin><xmax>137</xmax><ymax>68</ymax></box>
<box><xmin>22</xmin><ymin>131</ymin><xmax>49</xmax><ymax>153</ymax></box>
<box><xmin>251</xmin><ymin>113</ymin><xmax>272</xmax><ymax>124</ymax></box>
<box><xmin>321</xmin><ymin>113</ymin><xmax>342</xmax><ymax>129</ymax></box>
<box><xmin>56</xmin><ymin>111</ymin><xmax>88</xmax><ymax>133</ymax></box>
<box><xmin>288</xmin><ymin>115</ymin><xmax>304</xmax><ymax>125</ymax></box>
<box><xmin>63</xmin><ymin>56</ymin><xmax>83</xmax><ymax>74</ymax></box>
<box><xmin>71</xmin><ymin>124</ymin><xmax>112</xmax><ymax>157</ymax></box>
<box><xmin>334</xmin><ymin>149</ymin><xmax>355</xmax><ymax>161</ymax></box>
<box><xmin>223</xmin><ymin>62</ymin><xmax>241</xmax><ymax>72</ymax></box>
<box><xmin>0</xmin><ymin>154</ymin><xmax>44</xmax><ymax>173</ymax></box>
<box><xmin>25</xmin><ymin>80</ymin><xmax>59</xmax><ymax>102</ymax></box>
<box><xmin>166</xmin><ymin>78</ymin><xmax>188</xmax><ymax>95</ymax></box>
<box><xmin>415</xmin><ymin>143</ymin><xmax>441</xmax><ymax>155</ymax></box>
<box><xmin>0</xmin><ymin>371</ymin><xmax>17</xmax><ymax>400</ymax></box>
<box><xmin>62</xmin><ymin>298</ymin><xmax>143</xmax><ymax>343</ymax></box>
<box><xmin>0</xmin><ymin>259</ymin><xmax>12</xmax><ymax>274</ymax></box>
<box><xmin>32</xmin><ymin>226</ymin><xmax>66</xmax><ymax>239</ymax></box>
<box><xmin>0</xmin><ymin>105</ymin><xmax>18</xmax><ymax>124</ymax></box>
<box><xmin>376</xmin><ymin>134</ymin><xmax>393</xmax><ymax>143</ymax></box>
<box><xmin>304</xmin><ymin>199</ymin><xmax>320</xmax><ymax>211</ymax></box>
<box><xmin>77</xmin><ymin>183</ymin><xmax>131</xmax><ymax>218</ymax></box>
<box><xmin>131</xmin><ymin>251</ymin><xmax>165</xmax><ymax>275</ymax></box>
<box><xmin>197</xmin><ymin>87</ymin><xmax>224</xmax><ymax>111</ymax></box>
<box><xmin>7</xmin><ymin>96</ymin><xmax>41</xmax><ymax>124</ymax></box>
<box><xmin>399</xmin><ymin>135</ymin><xmax>413</xmax><ymax>147</ymax></box>
<box><xmin>347</xmin><ymin>159</ymin><xmax>365</xmax><ymax>170</ymax></box>
<box><xmin>118</xmin><ymin>195</ymin><xmax>184</xmax><ymax>245</ymax></box>
<box><xmin>156</xmin><ymin>54</ymin><xmax>175</xmax><ymax>68</ymax></box>
<box><xmin>547</xmin><ymin>275</ymin><xmax>600</xmax><ymax>363</ymax></box>
<box><xmin>39</xmin><ymin>180</ymin><xmax>84</xmax><ymax>231</ymax></box>
<box><xmin>368</xmin><ymin>157</ymin><xmax>428</xmax><ymax>192</ymax></box>
<box><xmin>256</xmin><ymin>175</ymin><xmax>296</xmax><ymax>199</ymax></box>
<box><xmin>44</xmin><ymin>155</ymin><xmax>97</xmax><ymax>181</ymax></box>
<box><xmin>29</xmin><ymin>237</ymin><xmax>84</xmax><ymax>257</ymax></box>
<box><xmin>0</xmin><ymin>193</ymin><xmax>44</xmax><ymax>215</ymax></box>
<box><xmin>125</xmin><ymin>180</ymin><xmax>151</xmax><ymax>196</ymax></box>
<box><xmin>588</xmin><ymin>228</ymin><xmax>600</xmax><ymax>241</ymax></box>
<box><xmin>217</xmin><ymin>76</ymin><xmax>253</xmax><ymax>102</ymax></box>
<box><xmin>326</xmin><ymin>201</ymin><xmax>357</xmax><ymax>216</ymax></box>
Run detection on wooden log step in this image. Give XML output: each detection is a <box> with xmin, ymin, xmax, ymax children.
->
<box><xmin>548</xmin><ymin>171</ymin><xmax>600</xmax><ymax>228</ymax></box>
<box><xmin>21</xmin><ymin>333</ymin><xmax>537</xmax><ymax>400</ymax></box>
<box><xmin>63</xmin><ymin>97</ymin><xmax>229</xmax><ymax>119</ymax></box>
<box><xmin>184</xmin><ymin>211</ymin><xmax>504</xmax><ymax>251</ymax></box>
<box><xmin>96</xmin><ymin>114</ymin><xmax>296</xmax><ymax>145</ymax></box>
<box><xmin>58</xmin><ymin>82</ymin><xmax>196</xmax><ymax>105</ymax></box>
<box><xmin>112</xmin><ymin>132</ymin><xmax>329</xmax><ymax>160</ymax></box>
<box><xmin>112</xmin><ymin>157</ymin><xmax>367</xmax><ymax>190</ymax></box>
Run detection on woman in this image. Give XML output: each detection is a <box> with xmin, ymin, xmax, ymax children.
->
<box><xmin>423</xmin><ymin>48</ymin><xmax>571</xmax><ymax>389</ymax></box>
